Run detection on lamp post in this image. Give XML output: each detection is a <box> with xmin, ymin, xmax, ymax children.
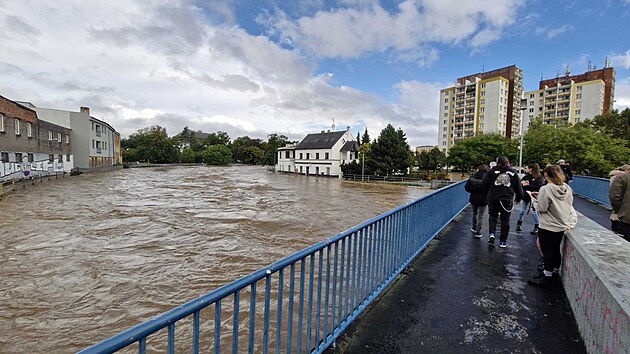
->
<box><xmin>518</xmin><ymin>98</ymin><xmax>528</xmax><ymax>174</ymax></box>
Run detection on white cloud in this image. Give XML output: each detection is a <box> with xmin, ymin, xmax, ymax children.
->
<box><xmin>614</xmin><ymin>77</ymin><xmax>630</xmax><ymax>110</ymax></box>
<box><xmin>534</xmin><ymin>24</ymin><xmax>574</xmax><ymax>39</ymax></box>
<box><xmin>610</xmin><ymin>49</ymin><xmax>630</xmax><ymax>69</ymax></box>
<box><xmin>265</xmin><ymin>0</ymin><xmax>523</xmax><ymax>59</ymax></box>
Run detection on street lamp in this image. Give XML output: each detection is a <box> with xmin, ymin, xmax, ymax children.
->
<box><xmin>518</xmin><ymin>98</ymin><xmax>528</xmax><ymax>174</ymax></box>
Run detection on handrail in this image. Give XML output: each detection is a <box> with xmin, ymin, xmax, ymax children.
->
<box><xmin>571</xmin><ymin>175</ymin><xmax>611</xmax><ymax>208</ymax></box>
<box><xmin>80</xmin><ymin>181</ymin><xmax>469</xmax><ymax>354</ymax></box>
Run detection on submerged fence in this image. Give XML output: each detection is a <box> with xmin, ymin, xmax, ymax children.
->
<box><xmin>571</xmin><ymin>176</ymin><xmax>611</xmax><ymax>208</ymax></box>
<box><xmin>80</xmin><ymin>181</ymin><xmax>468</xmax><ymax>354</ymax></box>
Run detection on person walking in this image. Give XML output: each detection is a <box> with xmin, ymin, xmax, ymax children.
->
<box><xmin>482</xmin><ymin>156</ymin><xmax>524</xmax><ymax>248</ymax></box>
<box><xmin>528</xmin><ymin>164</ymin><xmax>577</xmax><ymax>286</ymax></box>
<box><xmin>557</xmin><ymin>159</ymin><xmax>573</xmax><ymax>183</ymax></box>
<box><xmin>609</xmin><ymin>164</ymin><xmax>630</xmax><ymax>242</ymax></box>
<box><xmin>515</xmin><ymin>163</ymin><xmax>545</xmax><ymax>235</ymax></box>
<box><xmin>465</xmin><ymin>164</ymin><xmax>489</xmax><ymax>238</ymax></box>
<box><xmin>609</xmin><ymin>164</ymin><xmax>630</xmax><ymax>235</ymax></box>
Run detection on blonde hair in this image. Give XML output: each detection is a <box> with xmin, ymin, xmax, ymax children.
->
<box><xmin>544</xmin><ymin>164</ymin><xmax>565</xmax><ymax>185</ymax></box>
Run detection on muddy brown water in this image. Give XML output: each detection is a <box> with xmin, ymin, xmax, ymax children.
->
<box><xmin>0</xmin><ymin>165</ymin><xmax>430</xmax><ymax>353</ymax></box>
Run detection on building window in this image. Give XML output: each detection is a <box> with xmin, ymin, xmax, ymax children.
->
<box><xmin>66</xmin><ymin>154</ymin><xmax>71</xmax><ymax>162</ymax></box>
<box><xmin>0</xmin><ymin>114</ymin><xmax>4</xmax><ymax>132</ymax></box>
<box><xmin>529</xmin><ymin>108</ymin><xmax>534</xmax><ymax>113</ymax></box>
<box><xmin>529</xmin><ymin>94</ymin><xmax>535</xmax><ymax>98</ymax></box>
<box><xmin>92</xmin><ymin>122</ymin><xmax>94</xmax><ymax>130</ymax></box>
<box><xmin>529</xmin><ymin>100</ymin><xmax>534</xmax><ymax>106</ymax></box>
<box><xmin>92</xmin><ymin>140</ymin><xmax>95</xmax><ymax>149</ymax></box>
<box><xmin>444</xmin><ymin>113</ymin><xmax>448</xmax><ymax>117</ymax></box>
<box><xmin>28</xmin><ymin>153</ymin><xmax>33</xmax><ymax>162</ymax></box>
<box><xmin>576</xmin><ymin>86</ymin><xmax>582</xmax><ymax>91</ymax></box>
<box><xmin>481</xmin><ymin>83</ymin><xmax>486</xmax><ymax>88</ymax></box>
<box><xmin>575</xmin><ymin>109</ymin><xmax>581</xmax><ymax>115</ymax></box>
<box><xmin>576</xmin><ymin>94</ymin><xmax>582</xmax><ymax>99</ymax></box>
<box><xmin>48</xmin><ymin>154</ymin><xmax>54</xmax><ymax>162</ymax></box>
<box><xmin>49</xmin><ymin>130</ymin><xmax>53</xmax><ymax>141</ymax></box>
<box><xmin>481</xmin><ymin>91</ymin><xmax>485</xmax><ymax>96</ymax></box>
<box><xmin>27</xmin><ymin>122</ymin><xmax>32</xmax><ymax>137</ymax></box>
<box><xmin>306</xmin><ymin>153</ymin><xmax>309</xmax><ymax>160</ymax></box>
<box><xmin>316</xmin><ymin>153</ymin><xmax>320</xmax><ymax>160</ymax></box>
<box><xmin>58</xmin><ymin>154</ymin><xmax>63</xmax><ymax>162</ymax></box>
<box><xmin>480</xmin><ymin>115</ymin><xmax>484</xmax><ymax>120</ymax></box>
<box><xmin>299</xmin><ymin>153</ymin><xmax>303</xmax><ymax>159</ymax></box>
<box><xmin>65</xmin><ymin>134</ymin><xmax>70</xmax><ymax>144</ymax></box>
<box><xmin>15</xmin><ymin>119</ymin><xmax>20</xmax><ymax>135</ymax></box>
<box><xmin>1</xmin><ymin>152</ymin><xmax>8</xmax><ymax>162</ymax></box>
<box><xmin>480</xmin><ymin>107</ymin><xmax>485</xmax><ymax>112</ymax></box>
<box><xmin>325</xmin><ymin>152</ymin><xmax>329</xmax><ymax>159</ymax></box>
<box><xmin>444</xmin><ymin>98</ymin><xmax>448</xmax><ymax>103</ymax></box>
<box><xmin>57</xmin><ymin>132</ymin><xmax>62</xmax><ymax>142</ymax></box>
<box><xmin>443</xmin><ymin>127</ymin><xmax>447</xmax><ymax>132</ymax></box>
<box><xmin>15</xmin><ymin>152</ymin><xmax>22</xmax><ymax>162</ymax></box>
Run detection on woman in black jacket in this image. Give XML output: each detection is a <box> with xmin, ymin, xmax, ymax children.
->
<box><xmin>516</xmin><ymin>163</ymin><xmax>545</xmax><ymax>234</ymax></box>
<box><xmin>465</xmin><ymin>164</ymin><xmax>489</xmax><ymax>238</ymax></box>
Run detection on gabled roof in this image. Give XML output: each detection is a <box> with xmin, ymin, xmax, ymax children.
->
<box><xmin>340</xmin><ymin>141</ymin><xmax>359</xmax><ymax>152</ymax></box>
<box><xmin>192</xmin><ymin>130</ymin><xmax>209</xmax><ymax>139</ymax></box>
<box><xmin>295</xmin><ymin>131</ymin><xmax>345</xmax><ymax>150</ymax></box>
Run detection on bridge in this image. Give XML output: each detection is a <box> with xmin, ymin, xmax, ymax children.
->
<box><xmin>79</xmin><ymin>176</ymin><xmax>629</xmax><ymax>354</ymax></box>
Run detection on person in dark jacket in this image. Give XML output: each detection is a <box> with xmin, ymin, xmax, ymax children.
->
<box><xmin>465</xmin><ymin>164</ymin><xmax>489</xmax><ymax>238</ymax></box>
<box><xmin>482</xmin><ymin>156</ymin><xmax>524</xmax><ymax>248</ymax></box>
<box><xmin>558</xmin><ymin>159</ymin><xmax>573</xmax><ymax>183</ymax></box>
<box><xmin>516</xmin><ymin>163</ymin><xmax>545</xmax><ymax>234</ymax></box>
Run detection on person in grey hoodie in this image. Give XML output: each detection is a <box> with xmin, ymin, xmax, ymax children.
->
<box><xmin>528</xmin><ymin>164</ymin><xmax>577</xmax><ymax>286</ymax></box>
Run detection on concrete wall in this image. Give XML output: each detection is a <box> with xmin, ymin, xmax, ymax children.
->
<box><xmin>562</xmin><ymin>214</ymin><xmax>630</xmax><ymax>354</ymax></box>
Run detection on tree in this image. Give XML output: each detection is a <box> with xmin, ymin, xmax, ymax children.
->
<box><xmin>263</xmin><ymin>133</ymin><xmax>292</xmax><ymax>166</ymax></box>
<box><xmin>361</xmin><ymin>127</ymin><xmax>371</xmax><ymax>145</ymax></box>
<box><xmin>204</xmin><ymin>145</ymin><xmax>232</xmax><ymax>165</ymax></box>
<box><xmin>356</xmin><ymin>132</ymin><xmax>361</xmax><ymax>144</ymax></box>
<box><xmin>180</xmin><ymin>148</ymin><xmax>196</xmax><ymax>163</ymax></box>
<box><xmin>172</xmin><ymin>126</ymin><xmax>196</xmax><ymax>151</ymax></box>
<box><xmin>446</xmin><ymin>133</ymin><xmax>517</xmax><ymax>172</ymax></box>
<box><xmin>121</xmin><ymin>125</ymin><xmax>178</xmax><ymax>163</ymax></box>
<box><xmin>586</xmin><ymin>108</ymin><xmax>630</xmax><ymax>147</ymax></box>
<box><xmin>204</xmin><ymin>131</ymin><xmax>231</xmax><ymax>147</ymax></box>
<box><xmin>370</xmin><ymin>124</ymin><xmax>413</xmax><ymax>175</ymax></box>
<box><xmin>416</xmin><ymin>147</ymin><xmax>446</xmax><ymax>174</ymax></box>
<box><xmin>232</xmin><ymin>136</ymin><xmax>263</xmax><ymax>164</ymax></box>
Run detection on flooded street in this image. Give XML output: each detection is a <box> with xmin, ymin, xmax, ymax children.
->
<box><xmin>0</xmin><ymin>165</ymin><xmax>430</xmax><ymax>353</ymax></box>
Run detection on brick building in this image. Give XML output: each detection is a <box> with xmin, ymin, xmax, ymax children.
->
<box><xmin>0</xmin><ymin>95</ymin><xmax>73</xmax><ymax>181</ymax></box>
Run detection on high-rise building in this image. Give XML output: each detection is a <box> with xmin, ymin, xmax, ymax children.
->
<box><xmin>522</xmin><ymin>66</ymin><xmax>615</xmax><ymax>130</ymax></box>
<box><xmin>438</xmin><ymin>65</ymin><xmax>523</xmax><ymax>153</ymax></box>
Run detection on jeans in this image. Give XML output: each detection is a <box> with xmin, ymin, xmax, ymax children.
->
<box><xmin>517</xmin><ymin>201</ymin><xmax>540</xmax><ymax>224</ymax></box>
<box><xmin>471</xmin><ymin>203</ymin><xmax>487</xmax><ymax>233</ymax></box>
<box><xmin>538</xmin><ymin>228</ymin><xmax>565</xmax><ymax>272</ymax></box>
<box><xmin>488</xmin><ymin>199</ymin><xmax>513</xmax><ymax>242</ymax></box>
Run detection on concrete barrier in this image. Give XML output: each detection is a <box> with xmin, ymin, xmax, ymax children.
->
<box><xmin>562</xmin><ymin>213</ymin><xmax>630</xmax><ymax>354</ymax></box>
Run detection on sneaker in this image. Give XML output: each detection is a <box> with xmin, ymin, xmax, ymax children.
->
<box><xmin>528</xmin><ymin>274</ymin><xmax>554</xmax><ymax>287</ymax></box>
<box><xmin>537</xmin><ymin>257</ymin><xmax>545</xmax><ymax>272</ymax></box>
<box><xmin>470</xmin><ymin>228</ymin><xmax>476</xmax><ymax>234</ymax></box>
<box><xmin>530</xmin><ymin>228</ymin><xmax>538</xmax><ymax>235</ymax></box>
<box><xmin>499</xmin><ymin>241</ymin><xmax>508</xmax><ymax>248</ymax></box>
<box><xmin>515</xmin><ymin>225</ymin><xmax>522</xmax><ymax>232</ymax></box>
<box><xmin>474</xmin><ymin>232</ymin><xmax>483</xmax><ymax>239</ymax></box>
<box><xmin>488</xmin><ymin>233</ymin><xmax>496</xmax><ymax>244</ymax></box>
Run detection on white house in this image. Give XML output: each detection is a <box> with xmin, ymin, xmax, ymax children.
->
<box><xmin>276</xmin><ymin>126</ymin><xmax>358</xmax><ymax>177</ymax></box>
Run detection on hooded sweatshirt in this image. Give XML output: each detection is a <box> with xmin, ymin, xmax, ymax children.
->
<box><xmin>532</xmin><ymin>182</ymin><xmax>577</xmax><ymax>232</ymax></box>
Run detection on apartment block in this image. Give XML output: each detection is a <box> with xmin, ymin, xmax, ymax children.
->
<box><xmin>522</xmin><ymin>67</ymin><xmax>615</xmax><ymax>130</ymax></box>
<box><xmin>438</xmin><ymin>65</ymin><xmax>523</xmax><ymax>153</ymax></box>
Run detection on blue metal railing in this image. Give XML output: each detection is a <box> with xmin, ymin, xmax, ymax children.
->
<box><xmin>572</xmin><ymin>176</ymin><xmax>611</xmax><ymax>208</ymax></box>
<box><xmin>80</xmin><ymin>181</ymin><xmax>468</xmax><ymax>354</ymax></box>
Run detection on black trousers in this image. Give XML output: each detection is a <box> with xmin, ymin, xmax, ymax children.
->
<box><xmin>538</xmin><ymin>228</ymin><xmax>565</xmax><ymax>272</ymax></box>
<box><xmin>618</xmin><ymin>221</ymin><xmax>630</xmax><ymax>242</ymax></box>
<box><xmin>488</xmin><ymin>199</ymin><xmax>513</xmax><ymax>242</ymax></box>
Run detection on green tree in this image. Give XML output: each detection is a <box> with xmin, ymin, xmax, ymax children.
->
<box><xmin>416</xmin><ymin>147</ymin><xmax>446</xmax><ymax>174</ymax></box>
<box><xmin>370</xmin><ymin>124</ymin><xmax>413</xmax><ymax>175</ymax></box>
<box><xmin>586</xmin><ymin>108</ymin><xmax>630</xmax><ymax>147</ymax></box>
<box><xmin>204</xmin><ymin>145</ymin><xmax>232</xmax><ymax>165</ymax></box>
<box><xmin>204</xmin><ymin>131</ymin><xmax>231</xmax><ymax>147</ymax></box>
<box><xmin>121</xmin><ymin>125</ymin><xmax>178</xmax><ymax>163</ymax></box>
<box><xmin>180</xmin><ymin>148</ymin><xmax>196</xmax><ymax>163</ymax></box>
<box><xmin>446</xmin><ymin>133</ymin><xmax>517</xmax><ymax>172</ymax></box>
<box><xmin>232</xmin><ymin>136</ymin><xmax>264</xmax><ymax>164</ymax></box>
<box><xmin>263</xmin><ymin>133</ymin><xmax>292</xmax><ymax>166</ymax></box>
<box><xmin>361</xmin><ymin>127</ymin><xmax>371</xmax><ymax>145</ymax></box>
<box><xmin>172</xmin><ymin>126</ymin><xmax>196</xmax><ymax>151</ymax></box>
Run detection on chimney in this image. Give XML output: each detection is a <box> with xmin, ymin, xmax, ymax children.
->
<box><xmin>346</xmin><ymin>125</ymin><xmax>351</xmax><ymax>133</ymax></box>
<box><xmin>80</xmin><ymin>106</ymin><xmax>90</xmax><ymax>116</ymax></box>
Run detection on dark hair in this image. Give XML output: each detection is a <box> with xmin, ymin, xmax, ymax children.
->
<box><xmin>477</xmin><ymin>164</ymin><xmax>489</xmax><ymax>172</ymax></box>
<box><xmin>496</xmin><ymin>156</ymin><xmax>509</xmax><ymax>169</ymax></box>
<box><xmin>544</xmin><ymin>164</ymin><xmax>565</xmax><ymax>185</ymax></box>
<box><xmin>528</xmin><ymin>163</ymin><xmax>541</xmax><ymax>179</ymax></box>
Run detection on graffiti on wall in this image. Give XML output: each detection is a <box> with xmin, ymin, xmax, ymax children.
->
<box><xmin>0</xmin><ymin>160</ymin><xmax>64</xmax><ymax>180</ymax></box>
<box><xmin>563</xmin><ymin>242</ymin><xmax>630</xmax><ymax>354</ymax></box>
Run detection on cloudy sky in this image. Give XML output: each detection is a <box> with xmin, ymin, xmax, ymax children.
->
<box><xmin>1</xmin><ymin>0</ymin><xmax>629</xmax><ymax>147</ymax></box>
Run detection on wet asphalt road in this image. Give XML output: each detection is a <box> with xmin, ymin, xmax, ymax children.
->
<box><xmin>326</xmin><ymin>196</ymin><xmax>611</xmax><ymax>354</ymax></box>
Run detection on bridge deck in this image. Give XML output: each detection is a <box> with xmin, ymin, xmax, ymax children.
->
<box><xmin>327</xmin><ymin>195</ymin><xmax>613</xmax><ymax>354</ymax></box>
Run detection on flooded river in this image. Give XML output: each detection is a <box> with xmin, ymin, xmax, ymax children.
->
<box><xmin>0</xmin><ymin>165</ymin><xmax>430</xmax><ymax>353</ymax></box>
